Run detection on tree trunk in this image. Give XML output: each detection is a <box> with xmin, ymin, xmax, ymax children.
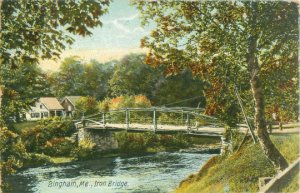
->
<box><xmin>246</xmin><ymin>1</ymin><xmax>288</xmax><ymax>171</ymax></box>
<box><xmin>250</xmin><ymin>74</ymin><xmax>288</xmax><ymax>171</ymax></box>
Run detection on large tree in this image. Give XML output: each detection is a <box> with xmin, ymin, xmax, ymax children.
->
<box><xmin>0</xmin><ymin>63</ymin><xmax>51</xmax><ymax>124</ymax></box>
<box><xmin>153</xmin><ymin>69</ymin><xmax>207</xmax><ymax>108</ymax></box>
<box><xmin>1</xmin><ymin>0</ymin><xmax>110</xmax><ymax>121</ymax></box>
<box><xmin>109</xmin><ymin>53</ymin><xmax>161</xmax><ymax>99</ymax></box>
<box><xmin>49</xmin><ymin>57</ymin><xmax>114</xmax><ymax>100</ymax></box>
<box><xmin>0</xmin><ymin>0</ymin><xmax>111</xmax><ymax>178</ymax></box>
<box><xmin>135</xmin><ymin>1</ymin><xmax>298</xmax><ymax>170</ymax></box>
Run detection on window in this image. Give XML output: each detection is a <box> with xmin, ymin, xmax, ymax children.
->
<box><xmin>31</xmin><ymin>113</ymin><xmax>40</xmax><ymax>118</ymax></box>
<box><xmin>40</xmin><ymin>105</ymin><xmax>43</xmax><ymax>109</ymax></box>
<box><xmin>43</xmin><ymin>112</ymin><xmax>48</xmax><ymax>117</ymax></box>
<box><xmin>68</xmin><ymin>105</ymin><xmax>72</xmax><ymax>111</ymax></box>
<box><xmin>56</xmin><ymin>111</ymin><xmax>63</xmax><ymax>117</ymax></box>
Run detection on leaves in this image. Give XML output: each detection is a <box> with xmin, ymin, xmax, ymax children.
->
<box><xmin>134</xmin><ymin>1</ymin><xmax>298</xmax><ymax>124</ymax></box>
<box><xmin>1</xmin><ymin>0</ymin><xmax>110</xmax><ymax>67</ymax></box>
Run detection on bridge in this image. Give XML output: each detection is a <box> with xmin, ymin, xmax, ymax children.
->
<box><xmin>75</xmin><ymin>107</ymin><xmax>224</xmax><ymax>137</ymax></box>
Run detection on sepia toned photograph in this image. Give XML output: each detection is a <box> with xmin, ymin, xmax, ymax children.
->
<box><xmin>0</xmin><ymin>0</ymin><xmax>299</xmax><ymax>193</ymax></box>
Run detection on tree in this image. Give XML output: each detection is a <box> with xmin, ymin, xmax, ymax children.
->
<box><xmin>0</xmin><ymin>0</ymin><xmax>111</xmax><ymax>177</ymax></box>
<box><xmin>0</xmin><ymin>63</ymin><xmax>51</xmax><ymax>124</ymax></box>
<box><xmin>82</xmin><ymin>60</ymin><xmax>114</xmax><ymax>100</ymax></box>
<box><xmin>109</xmin><ymin>53</ymin><xmax>161</xmax><ymax>100</ymax></box>
<box><xmin>74</xmin><ymin>96</ymin><xmax>99</xmax><ymax>118</ymax></box>
<box><xmin>152</xmin><ymin>69</ymin><xmax>207</xmax><ymax>108</ymax></box>
<box><xmin>49</xmin><ymin>57</ymin><xmax>114</xmax><ymax>100</ymax></box>
<box><xmin>49</xmin><ymin>57</ymin><xmax>86</xmax><ymax>97</ymax></box>
<box><xmin>1</xmin><ymin>0</ymin><xmax>110</xmax><ymax>67</ymax></box>
<box><xmin>135</xmin><ymin>1</ymin><xmax>298</xmax><ymax>170</ymax></box>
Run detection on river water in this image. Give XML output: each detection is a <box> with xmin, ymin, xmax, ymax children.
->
<box><xmin>5</xmin><ymin>152</ymin><xmax>216</xmax><ymax>193</ymax></box>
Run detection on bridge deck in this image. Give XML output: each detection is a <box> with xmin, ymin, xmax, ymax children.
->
<box><xmin>81</xmin><ymin>123</ymin><xmax>228</xmax><ymax>137</ymax></box>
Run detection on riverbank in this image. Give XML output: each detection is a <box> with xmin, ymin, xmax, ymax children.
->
<box><xmin>174</xmin><ymin>133</ymin><xmax>299</xmax><ymax>193</ymax></box>
<box><xmin>12</xmin><ymin>124</ymin><xmax>222</xmax><ymax>168</ymax></box>
<box><xmin>34</xmin><ymin>140</ymin><xmax>221</xmax><ymax>166</ymax></box>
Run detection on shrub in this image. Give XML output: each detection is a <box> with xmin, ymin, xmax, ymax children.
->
<box><xmin>23</xmin><ymin>153</ymin><xmax>52</xmax><ymax>168</ymax></box>
<box><xmin>20</xmin><ymin>118</ymin><xmax>76</xmax><ymax>154</ymax></box>
<box><xmin>99</xmin><ymin>95</ymin><xmax>152</xmax><ymax>123</ymax></box>
<box><xmin>0</xmin><ymin>127</ymin><xmax>27</xmax><ymax>174</ymax></box>
<box><xmin>43</xmin><ymin>137</ymin><xmax>75</xmax><ymax>156</ymax></box>
<box><xmin>71</xmin><ymin>139</ymin><xmax>96</xmax><ymax>160</ymax></box>
<box><xmin>159</xmin><ymin>134</ymin><xmax>190</xmax><ymax>148</ymax></box>
<box><xmin>115</xmin><ymin>132</ymin><xmax>147</xmax><ymax>154</ymax></box>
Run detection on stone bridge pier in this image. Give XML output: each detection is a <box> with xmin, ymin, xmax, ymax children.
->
<box><xmin>78</xmin><ymin>128</ymin><xmax>118</xmax><ymax>152</ymax></box>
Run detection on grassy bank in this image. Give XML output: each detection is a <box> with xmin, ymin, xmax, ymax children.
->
<box><xmin>175</xmin><ymin>134</ymin><xmax>299</xmax><ymax>193</ymax></box>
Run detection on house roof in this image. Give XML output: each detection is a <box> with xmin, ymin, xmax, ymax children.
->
<box><xmin>63</xmin><ymin>96</ymin><xmax>82</xmax><ymax>107</ymax></box>
<box><xmin>40</xmin><ymin>97</ymin><xmax>64</xmax><ymax>110</ymax></box>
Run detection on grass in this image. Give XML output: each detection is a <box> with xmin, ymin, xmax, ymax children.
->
<box><xmin>280</xmin><ymin>169</ymin><xmax>299</xmax><ymax>193</ymax></box>
<box><xmin>50</xmin><ymin>157</ymin><xmax>74</xmax><ymax>164</ymax></box>
<box><xmin>175</xmin><ymin>134</ymin><xmax>299</xmax><ymax>193</ymax></box>
<box><xmin>13</xmin><ymin>121</ymin><xmax>38</xmax><ymax>132</ymax></box>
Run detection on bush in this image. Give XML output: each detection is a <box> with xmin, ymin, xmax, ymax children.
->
<box><xmin>0</xmin><ymin>127</ymin><xmax>27</xmax><ymax>174</ymax></box>
<box><xmin>115</xmin><ymin>132</ymin><xmax>191</xmax><ymax>154</ymax></box>
<box><xmin>115</xmin><ymin>132</ymin><xmax>147</xmax><ymax>154</ymax></box>
<box><xmin>71</xmin><ymin>139</ymin><xmax>96</xmax><ymax>160</ymax></box>
<box><xmin>43</xmin><ymin>137</ymin><xmax>75</xmax><ymax>156</ymax></box>
<box><xmin>159</xmin><ymin>134</ymin><xmax>190</xmax><ymax>148</ymax></box>
<box><xmin>20</xmin><ymin>118</ymin><xmax>76</xmax><ymax>154</ymax></box>
<box><xmin>99</xmin><ymin>95</ymin><xmax>152</xmax><ymax>123</ymax></box>
<box><xmin>23</xmin><ymin>153</ymin><xmax>52</xmax><ymax>168</ymax></box>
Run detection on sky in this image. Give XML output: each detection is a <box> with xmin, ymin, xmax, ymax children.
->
<box><xmin>41</xmin><ymin>0</ymin><xmax>150</xmax><ymax>71</ymax></box>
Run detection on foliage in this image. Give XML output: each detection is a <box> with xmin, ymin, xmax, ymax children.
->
<box><xmin>0</xmin><ymin>127</ymin><xmax>27</xmax><ymax>174</ymax></box>
<box><xmin>99</xmin><ymin>95</ymin><xmax>152</xmax><ymax>110</ymax></box>
<box><xmin>20</xmin><ymin>118</ymin><xmax>75</xmax><ymax>153</ymax></box>
<box><xmin>49</xmin><ymin>57</ymin><xmax>114</xmax><ymax>100</ymax></box>
<box><xmin>134</xmin><ymin>0</ymin><xmax>298</xmax><ymax>170</ymax></box>
<box><xmin>109</xmin><ymin>53</ymin><xmax>161</xmax><ymax>99</ymax></box>
<box><xmin>99</xmin><ymin>95</ymin><xmax>152</xmax><ymax>123</ymax></box>
<box><xmin>48</xmin><ymin>57</ymin><xmax>85</xmax><ymax>97</ymax></box>
<box><xmin>135</xmin><ymin>1</ymin><xmax>298</xmax><ymax>122</ymax></box>
<box><xmin>1</xmin><ymin>0</ymin><xmax>110</xmax><ymax>67</ymax></box>
<box><xmin>22</xmin><ymin>153</ymin><xmax>52</xmax><ymax>168</ymax></box>
<box><xmin>114</xmin><ymin>132</ymin><xmax>193</xmax><ymax>155</ymax></box>
<box><xmin>114</xmin><ymin>132</ymin><xmax>147</xmax><ymax>154</ymax></box>
<box><xmin>159</xmin><ymin>133</ymin><xmax>190</xmax><ymax>148</ymax></box>
<box><xmin>1</xmin><ymin>0</ymin><xmax>110</xmax><ymax>175</ymax></box>
<box><xmin>158</xmin><ymin>112</ymin><xmax>183</xmax><ymax>125</ymax></box>
<box><xmin>50</xmin><ymin>54</ymin><xmax>208</xmax><ymax>109</ymax></box>
<box><xmin>71</xmin><ymin>139</ymin><xmax>96</xmax><ymax>160</ymax></box>
<box><xmin>153</xmin><ymin>69</ymin><xmax>207</xmax><ymax>107</ymax></box>
<box><xmin>175</xmin><ymin>134</ymin><xmax>299</xmax><ymax>193</ymax></box>
<box><xmin>0</xmin><ymin>63</ymin><xmax>51</xmax><ymax>124</ymax></box>
<box><xmin>44</xmin><ymin>137</ymin><xmax>75</xmax><ymax>156</ymax></box>
<box><xmin>74</xmin><ymin>96</ymin><xmax>99</xmax><ymax>117</ymax></box>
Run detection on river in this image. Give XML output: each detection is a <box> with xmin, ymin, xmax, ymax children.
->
<box><xmin>4</xmin><ymin>152</ymin><xmax>217</xmax><ymax>193</ymax></box>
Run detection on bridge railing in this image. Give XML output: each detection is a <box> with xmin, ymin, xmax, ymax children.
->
<box><xmin>76</xmin><ymin>107</ymin><xmax>221</xmax><ymax>132</ymax></box>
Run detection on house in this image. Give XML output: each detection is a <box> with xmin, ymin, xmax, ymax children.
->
<box><xmin>26</xmin><ymin>97</ymin><xmax>65</xmax><ymax>121</ymax></box>
<box><xmin>60</xmin><ymin>96</ymin><xmax>82</xmax><ymax>117</ymax></box>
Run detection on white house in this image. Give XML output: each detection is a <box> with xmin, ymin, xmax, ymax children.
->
<box><xmin>26</xmin><ymin>97</ymin><xmax>65</xmax><ymax>121</ymax></box>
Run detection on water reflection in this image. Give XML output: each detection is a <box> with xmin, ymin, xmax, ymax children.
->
<box><xmin>5</xmin><ymin>152</ymin><xmax>216</xmax><ymax>193</ymax></box>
